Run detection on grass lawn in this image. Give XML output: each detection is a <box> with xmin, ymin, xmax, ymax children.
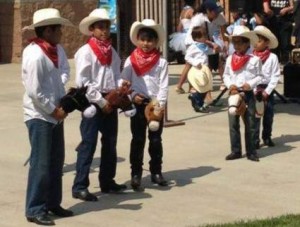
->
<box><xmin>201</xmin><ymin>214</ymin><xmax>300</xmax><ymax>227</ymax></box>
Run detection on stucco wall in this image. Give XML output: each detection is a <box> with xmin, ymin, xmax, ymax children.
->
<box><xmin>0</xmin><ymin>0</ymin><xmax>97</xmax><ymax>63</ymax></box>
<box><xmin>0</xmin><ymin>1</ymin><xmax>15</xmax><ymax>63</ymax></box>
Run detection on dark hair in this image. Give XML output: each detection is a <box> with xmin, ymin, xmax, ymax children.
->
<box><xmin>137</xmin><ymin>27</ymin><xmax>158</xmax><ymax>41</ymax></box>
<box><xmin>89</xmin><ymin>20</ymin><xmax>111</xmax><ymax>30</ymax></box>
<box><xmin>191</xmin><ymin>26</ymin><xmax>207</xmax><ymax>40</ymax></box>
<box><xmin>233</xmin><ymin>36</ymin><xmax>250</xmax><ymax>43</ymax></box>
<box><xmin>256</xmin><ymin>34</ymin><xmax>269</xmax><ymax>42</ymax></box>
<box><xmin>35</xmin><ymin>24</ymin><xmax>61</xmax><ymax>38</ymax></box>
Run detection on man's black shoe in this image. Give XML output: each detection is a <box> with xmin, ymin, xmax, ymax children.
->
<box><xmin>151</xmin><ymin>174</ymin><xmax>168</xmax><ymax>186</ymax></box>
<box><xmin>101</xmin><ymin>182</ymin><xmax>127</xmax><ymax>193</ymax></box>
<box><xmin>27</xmin><ymin>214</ymin><xmax>55</xmax><ymax>226</ymax></box>
<box><xmin>225</xmin><ymin>153</ymin><xmax>242</xmax><ymax>160</ymax></box>
<box><xmin>247</xmin><ymin>153</ymin><xmax>260</xmax><ymax>162</ymax></box>
<box><xmin>131</xmin><ymin>175</ymin><xmax>144</xmax><ymax>192</ymax></box>
<box><xmin>72</xmin><ymin>190</ymin><xmax>98</xmax><ymax>202</ymax></box>
<box><xmin>48</xmin><ymin>206</ymin><xmax>74</xmax><ymax>217</ymax></box>
<box><xmin>263</xmin><ymin>138</ymin><xmax>275</xmax><ymax>147</ymax></box>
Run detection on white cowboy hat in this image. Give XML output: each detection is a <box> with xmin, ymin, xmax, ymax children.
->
<box><xmin>130</xmin><ymin>19</ymin><xmax>165</xmax><ymax>47</ymax></box>
<box><xmin>254</xmin><ymin>25</ymin><xmax>278</xmax><ymax>49</ymax></box>
<box><xmin>187</xmin><ymin>64</ymin><xmax>213</xmax><ymax>93</ymax></box>
<box><xmin>23</xmin><ymin>8</ymin><xmax>73</xmax><ymax>30</ymax></box>
<box><xmin>226</xmin><ymin>25</ymin><xmax>258</xmax><ymax>46</ymax></box>
<box><xmin>79</xmin><ymin>8</ymin><xmax>114</xmax><ymax>36</ymax></box>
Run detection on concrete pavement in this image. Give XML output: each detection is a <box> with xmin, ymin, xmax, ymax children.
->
<box><xmin>0</xmin><ymin>61</ymin><xmax>300</xmax><ymax>227</ymax></box>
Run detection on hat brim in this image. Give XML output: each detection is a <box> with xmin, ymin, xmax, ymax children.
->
<box><xmin>130</xmin><ymin>21</ymin><xmax>165</xmax><ymax>47</ymax></box>
<box><xmin>253</xmin><ymin>30</ymin><xmax>278</xmax><ymax>49</ymax></box>
<box><xmin>24</xmin><ymin>17</ymin><xmax>74</xmax><ymax>30</ymax></box>
<box><xmin>226</xmin><ymin>31</ymin><xmax>259</xmax><ymax>46</ymax></box>
<box><xmin>79</xmin><ymin>16</ymin><xmax>114</xmax><ymax>36</ymax></box>
<box><xmin>187</xmin><ymin>65</ymin><xmax>213</xmax><ymax>93</ymax></box>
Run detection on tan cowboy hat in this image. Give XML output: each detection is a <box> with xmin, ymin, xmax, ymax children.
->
<box><xmin>23</xmin><ymin>8</ymin><xmax>73</xmax><ymax>30</ymax></box>
<box><xmin>79</xmin><ymin>8</ymin><xmax>114</xmax><ymax>36</ymax></box>
<box><xmin>226</xmin><ymin>25</ymin><xmax>258</xmax><ymax>46</ymax></box>
<box><xmin>130</xmin><ymin>19</ymin><xmax>165</xmax><ymax>47</ymax></box>
<box><xmin>254</xmin><ymin>25</ymin><xmax>278</xmax><ymax>49</ymax></box>
<box><xmin>187</xmin><ymin>64</ymin><xmax>213</xmax><ymax>93</ymax></box>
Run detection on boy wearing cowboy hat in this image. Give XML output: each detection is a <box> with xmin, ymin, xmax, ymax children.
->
<box><xmin>72</xmin><ymin>8</ymin><xmax>127</xmax><ymax>201</ymax></box>
<box><xmin>22</xmin><ymin>8</ymin><xmax>74</xmax><ymax>225</ymax></box>
<box><xmin>186</xmin><ymin>26</ymin><xmax>214</xmax><ymax>113</ymax></box>
<box><xmin>121</xmin><ymin>19</ymin><xmax>169</xmax><ymax>191</ymax></box>
<box><xmin>253</xmin><ymin>25</ymin><xmax>280</xmax><ymax>149</ymax></box>
<box><xmin>223</xmin><ymin>25</ymin><xmax>263</xmax><ymax>162</ymax></box>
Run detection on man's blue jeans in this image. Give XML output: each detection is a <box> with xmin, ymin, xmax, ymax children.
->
<box><xmin>25</xmin><ymin>119</ymin><xmax>65</xmax><ymax>218</ymax></box>
<box><xmin>72</xmin><ymin>109</ymin><xmax>118</xmax><ymax>192</ymax></box>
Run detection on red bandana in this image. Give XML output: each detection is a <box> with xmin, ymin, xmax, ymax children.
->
<box><xmin>31</xmin><ymin>38</ymin><xmax>58</xmax><ymax>68</ymax></box>
<box><xmin>130</xmin><ymin>48</ymin><xmax>160</xmax><ymax>76</ymax></box>
<box><xmin>88</xmin><ymin>37</ymin><xmax>112</xmax><ymax>66</ymax></box>
<box><xmin>231</xmin><ymin>52</ymin><xmax>251</xmax><ymax>71</ymax></box>
<box><xmin>253</xmin><ymin>49</ymin><xmax>271</xmax><ymax>63</ymax></box>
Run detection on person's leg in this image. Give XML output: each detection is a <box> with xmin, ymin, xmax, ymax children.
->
<box><xmin>148</xmin><ymin>118</ymin><xmax>163</xmax><ymax>175</ymax></box>
<box><xmin>130</xmin><ymin>105</ymin><xmax>147</xmax><ymax>191</ymax></box>
<box><xmin>25</xmin><ymin>119</ymin><xmax>53</xmax><ymax>218</ymax></box>
<box><xmin>148</xmin><ymin>117</ymin><xmax>167</xmax><ymax>186</ymax></box>
<box><xmin>279</xmin><ymin>20</ymin><xmax>293</xmax><ymax>63</ymax></box>
<box><xmin>72</xmin><ymin>115</ymin><xmax>99</xmax><ymax>193</ymax></box>
<box><xmin>262</xmin><ymin>93</ymin><xmax>275</xmax><ymax>146</ymax></box>
<box><xmin>47</xmin><ymin>122</ymin><xmax>64</xmax><ymax>209</ymax></box>
<box><xmin>176</xmin><ymin>63</ymin><xmax>192</xmax><ymax>94</ymax></box>
<box><xmin>99</xmin><ymin>109</ymin><xmax>121</xmax><ymax>190</ymax></box>
<box><xmin>244</xmin><ymin>92</ymin><xmax>259</xmax><ymax>161</ymax></box>
<box><xmin>254</xmin><ymin>117</ymin><xmax>262</xmax><ymax>149</ymax></box>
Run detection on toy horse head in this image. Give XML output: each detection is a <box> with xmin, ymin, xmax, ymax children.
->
<box><xmin>228</xmin><ymin>89</ymin><xmax>247</xmax><ymax>116</ymax></box>
<box><xmin>105</xmin><ymin>83</ymin><xmax>136</xmax><ymax>116</ymax></box>
<box><xmin>60</xmin><ymin>86</ymin><xmax>97</xmax><ymax>118</ymax></box>
<box><xmin>144</xmin><ymin>99</ymin><xmax>164</xmax><ymax>131</ymax></box>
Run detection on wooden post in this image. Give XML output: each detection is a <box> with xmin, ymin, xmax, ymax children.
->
<box><xmin>162</xmin><ymin>0</ymin><xmax>185</xmax><ymax>128</ymax></box>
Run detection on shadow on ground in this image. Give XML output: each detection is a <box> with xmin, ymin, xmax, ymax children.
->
<box><xmin>259</xmin><ymin>134</ymin><xmax>300</xmax><ymax>158</ymax></box>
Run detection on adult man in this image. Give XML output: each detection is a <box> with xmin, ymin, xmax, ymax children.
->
<box><xmin>22</xmin><ymin>8</ymin><xmax>73</xmax><ymax>225</ymax></box>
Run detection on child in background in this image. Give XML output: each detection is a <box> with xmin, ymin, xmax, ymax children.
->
<box><xmin>169</xmin><ymin>0</ymin><xmax>195</xmax><ymax>57</ymax></box>
<box><xmin>121</xmin><ymin>19</ymin><xmax>169</xmax><ymax>192</ymax></box>
<box><xmin>185</xmin><ymin>26</ymin><xmax>214</xmax><ymax>113</ymax></box>
<box><xmin>253</xmin><ymin>25</ymin><xmax>280</xmax><ymax>148</ymax></box>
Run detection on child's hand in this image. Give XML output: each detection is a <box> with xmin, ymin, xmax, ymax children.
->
<box><xmin>262</xmin><ymin>91</ymin><xmax>269</xmax><ymax>101</ymax></box>
<box><xmin>51</xmin><ymin>107</ymin><xmax>68</xmax><ymax>121</ymax></box>
<box><xmin>102</xmin><ymin>103</ymin><xmax>113</xmax><ymax>114</ymax></box>
<box><xmin>133</xmin><ymin>94</ymin><xmax>145</xmax><ymax>105</ymax></box>
<box><xmin>122</xmin><ymin>80</ymin><xmax>131</xmax><ymax>88</ymax></box>
<box><xmin>242</xmin><ymin>83</ymin><xmax>251</xmax><ymax>91</ymax></box>
<box><xmin>212</xmin><ymin>43</ymin><xmax>221</xmax><ymax>53</ymax></box>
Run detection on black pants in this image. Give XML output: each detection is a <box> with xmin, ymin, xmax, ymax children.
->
<box><xmin>130</xmin><ymin>104</ymin><xmax>164</xmax><ymax>178</ymax></box>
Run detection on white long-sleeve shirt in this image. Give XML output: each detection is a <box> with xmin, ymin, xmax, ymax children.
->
<box><xmin>22</xmin><ymin>43</ymin><xmax>70</xmax><ymax>124</ymax></box>
<box><xmin>121</xmin><ymin>57</ymin><xmax>169</xmax><ymax>107</ymax></box>
<box><xmin>259</xmin><ymin>53</ymin><xmax>280</xmax><ymax>95</ymax></box>
<box><xmin>223</xmin><ymin>49</ymin><xmax>263</xmax><ymax>90</ymax></box>
<box><xmin>74</xmin><ymin>44</ymin><xmax>122</xmax><ymax>108</ymax></box>
<box><xmin>185</xmin><ymin>42</ymin><xmax>213</xmax><ymax>67</ymax></box>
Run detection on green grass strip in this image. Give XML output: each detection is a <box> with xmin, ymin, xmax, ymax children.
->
<box><xmin>200</xmin><ymin>214</ymin><xmax>300</xmax><ymax>227</ymax></box>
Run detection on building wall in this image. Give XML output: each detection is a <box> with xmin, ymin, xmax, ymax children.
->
<box><xmin>0</xmin><ymin>0</ymin><xmax>98</xmax><ymax>63</ymax></box>
<box><xmin>0</xmin><ymin>1</ymin><xmax>15</xmax><ymax>63</ymax></box>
